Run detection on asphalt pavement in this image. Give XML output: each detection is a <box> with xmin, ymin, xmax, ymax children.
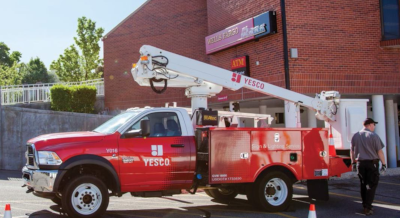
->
<box><xmin>0</xmin><ymin>170</ymin><xmax>399</xmax><ymax>218</ymax></box>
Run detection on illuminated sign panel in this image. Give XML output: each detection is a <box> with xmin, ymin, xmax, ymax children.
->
<box><xmin>231</xmin><ymin>56</ymin><xmax>250</xmax><ymax>76</ymax></box>
<box><xmin>205</xmin><ymin>11</ymin><xmax>277</xmax><ymax>54</ymax></box>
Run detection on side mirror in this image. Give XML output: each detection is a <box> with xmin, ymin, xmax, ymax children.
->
<box><xmin>123</xmin><ymin>129</ymin><xmax>142</xmax><ymax>138</ymax></box>
<box><xmin>122</xmin><ymin>120</ymin><xmax>151</xmax><ymax>139</ymax></box>
<box><xmin>141</xmin><ymin>120</ymin><xmax>150</xmax><ymax>137</ymax></box>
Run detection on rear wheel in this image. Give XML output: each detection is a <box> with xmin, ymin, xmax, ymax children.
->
<box><xmin>204</xmin><ymin>187</ymin><xmax>238</xmax><ymax>201</ymax></box>
<box><xmin>61</xmin><ymin>175</ymin><xmax>109</xmax><ymax>218</ymax></box>
<box><xmin>252</xmin><ymin>171</ymin><xmax>293</xmax><ymax>212</ymax></box>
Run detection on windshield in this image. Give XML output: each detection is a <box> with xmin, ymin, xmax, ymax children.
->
<box><xmin>93</xmin><ymin>110</ymin><xmax>143</xmax><ymax>134</ymax></box>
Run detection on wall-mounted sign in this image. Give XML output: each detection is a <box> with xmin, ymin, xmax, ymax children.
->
<box><xmin>205</xmin><ymin>11</ymin><xmax>277</xmax><ymax>54</ymax></box>
<box><xmin>231</xmin><ymin>56</ymin><xmax>250</xmax><ymax>76</ymax></box>
<box><xmin>217</xmin><ymin>95</ymin><xmax>228</xmax><ymax>102</ymax></box>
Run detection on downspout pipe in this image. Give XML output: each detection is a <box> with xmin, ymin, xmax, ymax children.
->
<box><xmin>281</xmin><ymin>0</ymin><xmax>290</xmax><ymax>90</ymax></box>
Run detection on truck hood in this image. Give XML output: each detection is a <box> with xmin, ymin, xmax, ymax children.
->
<box><xmin>28</xmin><ymin>131</ymin><xmax>106</xmax><ymax>151</ymax></box>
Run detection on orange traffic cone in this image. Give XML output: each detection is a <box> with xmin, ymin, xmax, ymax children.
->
<box><xmin>308</xmin><ymin>204</ymin><xmax>317</xmax><ymax>218</ymax></box>
<box><xmin>4</xmin><ymin>204</ymin><xmax>12</xmax><ymax>218</ymax></box>
<box><xmin>328</xmin><ymin>127</ymin><xmax>336</xmax><ymax>156</ymax></box>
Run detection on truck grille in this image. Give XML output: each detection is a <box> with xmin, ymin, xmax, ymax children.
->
<box><xmin>26</xmin><ymin>144</ymin><xmax>36</xmax><ymax>168</ymax></box>
<box><xmin>28</xmin><ymin>157</ymin><xmax>34</xmax><ymax>165</ymax></box>
<box><xmin>28</xmin><ymin>146</ymin><xmax>33</xmax><ymax>155</ymax></box>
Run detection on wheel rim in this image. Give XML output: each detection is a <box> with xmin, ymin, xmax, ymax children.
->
<box><xmin>264</xmin><ymin>177</ymin><xmax>288</xmax><ymax>206</ymax></box>
<box><xmin>71</xmin><ymin>183</ymin><xmax>102</xmax><ymax>215</ymax></box>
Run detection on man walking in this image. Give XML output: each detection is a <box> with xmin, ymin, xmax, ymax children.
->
<box><xmin>351</xmin><ymin>118</ymin><xmax>386</xmax><ymax>216</ymax></box>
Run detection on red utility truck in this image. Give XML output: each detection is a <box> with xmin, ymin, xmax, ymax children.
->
<box><xmin>22</xmin><ymin>45</ymin><xmax>368</xmax><ymax>218</ymax></box>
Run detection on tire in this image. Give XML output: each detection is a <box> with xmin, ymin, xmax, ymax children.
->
<box><xmin>246</xmin><ymin>184</ymin><xmax>259</xmax><ymax>207</ymax></box>
<box><xmin>204</xmin><ymin>187</ymin><xmax>238</xmax><ymax>201</ymax></box>
<box><xmin>51</xmin><ymin>195</ymin><xmax>62</xmax><ymax>205</ymax></box>
<box><xmin>253</xmin><ymin>171</ymin><xmax>293</xmax><ymax>212</ymax></box>
<box><xmin>204</xmin><ymin>189</ymin><xmax>215</xmax><ymax>198</ymax></box>
<box><xmin>61</xmin><ymin>175</ymin><xmax>109</xmax><ymax>218</ymax></box>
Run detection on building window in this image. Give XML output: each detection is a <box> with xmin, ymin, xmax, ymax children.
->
<box><xmin>275</xmin><ymin>113</ymin><xmax>285</xmax><ymax>124</ymax></box>
<box><xmin>381</xmin><ymin>0</ymin><xmax>400</xmax><ymax>40</ymax></box>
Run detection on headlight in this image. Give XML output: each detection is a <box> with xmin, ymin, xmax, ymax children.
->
<box><xmin>38</xmin><ymin>151</ymin><xmax>63</xmax><ymax>165</ymax></box>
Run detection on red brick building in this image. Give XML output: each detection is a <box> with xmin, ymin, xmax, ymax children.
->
<box><xmin>103</xmin><ymin>0</ymin><xmax>400</xmax><ymax>163</ymax></box>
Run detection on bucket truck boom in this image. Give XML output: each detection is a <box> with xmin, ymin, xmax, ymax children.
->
<box><xmin>131</xmin><ymin>45</ymin><xmax>368</xmax><ymax>150</ymax></box>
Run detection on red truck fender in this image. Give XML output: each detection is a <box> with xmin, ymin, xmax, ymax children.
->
<box><xmin>54</xmin><ymin>155</ymin><xmax>121</xmax><ymax>193</ymax></box>
<box><xmin>253</xmin><ymin>163</ymin><xmax>299</xmax><ymax>183</ymax></box>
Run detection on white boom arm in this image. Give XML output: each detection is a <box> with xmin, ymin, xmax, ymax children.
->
<box><xmin>132</xmin><ymin>45</ymin><xmax>339</xmax><ymax>122</ymax></box>
<box><xmin>131</xmin><ymin>45</ymin><xmax>369</xmax><ymax>150</ymax></box>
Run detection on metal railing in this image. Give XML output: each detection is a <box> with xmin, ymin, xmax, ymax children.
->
<box><xmin>0</xmin><ymin>79</ymin><xmax>104</xmax><ymax>105</ymax></box>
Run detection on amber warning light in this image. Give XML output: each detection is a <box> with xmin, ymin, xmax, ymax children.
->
<box><xmin>140</xmin><ymin>56</ymin><xmax>149</xmax><ymax>64</ymax></box>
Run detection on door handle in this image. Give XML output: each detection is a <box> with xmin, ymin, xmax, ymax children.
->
<box><xmin>171</xmin><ymin>144</ymin><xmax>184</xmax><ymax>147</ymax></box>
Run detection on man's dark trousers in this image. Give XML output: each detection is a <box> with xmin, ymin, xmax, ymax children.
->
<box><xmin>357</xmin><ymin>160</ymin><xmax>380</xmax><ymax>210</ymax></box>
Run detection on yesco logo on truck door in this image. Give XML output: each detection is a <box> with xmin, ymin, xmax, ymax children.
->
<box><xmin>144</xmin><ymin>145</ymin><xmax>171</xmax><ymax>167</ymax></box>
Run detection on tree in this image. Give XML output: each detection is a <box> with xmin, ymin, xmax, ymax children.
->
<box><xmin>0</xmin><ymin>42</ymin><xmax>23</xmax><ymax>86</ymax></box>
<box><xmin>0</xmin><ymin>42</ymin><xmax>21</xmax><ymax>68</ymax></box>
<box><xmin>51</xmin><ymin>17</ymin><xmax>104</xmax><ymax>82</ymax></box>
<box><xmin>50</xmin><ymin>45</ymin><xmax>82</xmax><ymax>82</ymax></box>
<box><xmin>0</xmin><ymin>62</ymin><xmax>23</xmax><ymax>86</ymax></box>
<box><xmin>21</xmin><ymin>57</ymin><xmax>57</xmax><ymax>84</ymax></box>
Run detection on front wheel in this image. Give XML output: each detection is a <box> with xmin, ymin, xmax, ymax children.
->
<box><xmin>50</xmin><ymin>195</ymin><xmax>61</xmax><ymax>205</ymax></box>
<box><xmin>61</xmin><ymin>175</ymin><xmax>109</xmax><ymax>218</ymax></box>
<box><xmin>252</xmin><ymin>171</ymin><xmax>293</xmax><ymax>212</ymax></box>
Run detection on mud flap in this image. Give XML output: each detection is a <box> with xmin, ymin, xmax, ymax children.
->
<box><xmin>307</xmin><ymin>179</ymin><xmax>329</xmax><ymax>201</ymax></box>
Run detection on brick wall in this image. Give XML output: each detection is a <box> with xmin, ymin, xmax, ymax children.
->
<box><xmin>103</xmin><ymin>0</ymin><xmax>208</xmax><ymax>110</ymax></box>
<box><xmin>104</xmin><ymin>0</ymin><xmax>400</xmax><ymax>110</ymax></box>
<box><xmin>206</xmin><ymin>0</ymin><xmax>400</xmax><ymax>101</ymax></box>
<box><xmin>206</xmin><ymin>0</ymin><xmax>285</xmax><ymax>103</ymax></box>
<box><xmin>285</xmin><ymin>0</ymin><xmax>400</xmax><ymax>94</ymax></box>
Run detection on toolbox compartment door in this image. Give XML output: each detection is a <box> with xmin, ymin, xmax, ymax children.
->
<box><xmin>209</xmin><ymin>130</ymin><xmax>251</xmax><ymax>184</ymax></box>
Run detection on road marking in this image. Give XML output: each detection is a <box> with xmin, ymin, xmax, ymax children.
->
<box><xmin>293</xmin><ymin>199</ymin><xmax>311</xmax><ymax>204</ymax></box>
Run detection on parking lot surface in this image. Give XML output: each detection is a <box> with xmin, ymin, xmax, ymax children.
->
<box><xmin>0</xmin><ymin>170</ymin><xmax>399</xmax><ymax>218</ymax></box>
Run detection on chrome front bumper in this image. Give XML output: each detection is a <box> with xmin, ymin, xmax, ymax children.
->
<box><xmin>22</xmin><ymin>166</ymin><xmax>58</xmax><ymax>193</ymax></box>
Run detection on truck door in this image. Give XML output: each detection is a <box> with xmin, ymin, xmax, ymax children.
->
<box><xmin>118</xmin><ymin>112</ymin><xmax>193</xmax><ymax>192</ymax></box>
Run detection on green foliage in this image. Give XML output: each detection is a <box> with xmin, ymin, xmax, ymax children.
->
<box><xmin>0</xmin><ymin>42</ymin><xmax>24</xmax><ymax>86</ymax></box>
<box><xmin>50</xmin><ymin>45</ymin><xmax>82</xmax><ymax>82</ymax></box>
<box><xmin>47</xmin><ymin>70</ymin><xmax>60</xmax><ymax>83</ymax></box>
<box><xmin>0</xmin><ymin>42</ymin><xmax>21</xmax><ymax>67</ymax></box>
<box><xmin>50</xmin><ymin>17</ymin><xmax>104</xmax><ymax>82</ymax></box>
<box><xmin>0</xmin><ymin>62</ymin><xmax>24</xmax><ymax>86</ymax></box>
<box><xmin>50</xmin><ymin>84</ymin><xmax>72</xmax><ymax>111</ymax></box>
<box><xmin>21</xmin><ymin>57</ymin><xmax>57</xmax><ymax>84</ymax></box>
<box><xmin>70</xmin><ymin>85</ymin><xmax>97</xmax><ymax>113</ymax></box>
<box><xmin>50</xmin><ymin>84</ymin><xmax>96</xmax><ymax>113</ymax></box>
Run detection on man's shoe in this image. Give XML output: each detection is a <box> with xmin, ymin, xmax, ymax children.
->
<box><xmin>363</xmin><ymin>208</ymin><xmax>373</xmax><ymax>216</ymax></box>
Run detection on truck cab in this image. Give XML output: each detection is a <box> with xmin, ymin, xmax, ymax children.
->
<box><xmin>22</xmin><ymin>107</ymin><xmax>196</xmax><ymax>218</ymax></box>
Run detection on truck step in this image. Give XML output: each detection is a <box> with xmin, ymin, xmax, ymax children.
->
<box><xmin>130</xmin><ymin>190</ymin><xmax>181</xmax><ymax>197</ymax></box>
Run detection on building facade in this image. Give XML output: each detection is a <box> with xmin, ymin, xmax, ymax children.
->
<box><xmin>103</xmin><ymin>0</ymin><xmax>400</xmax><ymax>166</ymax></box>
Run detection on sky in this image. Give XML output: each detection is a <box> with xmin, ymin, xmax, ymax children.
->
<box><xmin>0</xmin><ymin>0</ymin><xmax>147</xmax><ymax>68</ymax></box>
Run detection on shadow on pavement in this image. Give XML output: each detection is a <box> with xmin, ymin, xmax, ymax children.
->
<box><xmin>0</xmin><ymin>170</ymin><xmax>22</xmax><ymax>181</ymax></box>
<box><xmin>25</xmin><ymin>198</ymin><xmax>291</xmax><ymax>218</ymax></box>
